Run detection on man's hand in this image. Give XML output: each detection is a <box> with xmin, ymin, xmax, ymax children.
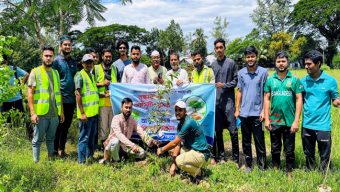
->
<box><xmin>158</xmin><ymin>77</ymin><xmax>164</xmax><ymax>84</ymax></box>
<box><xmin>157</xmin><ymin>147</ymin><xmax>163</xmax><ymax>156</ymax></box>
<box><xmin>290</xmin><ymin>121</ymin><xmax>299</xmax><ymax>133</ymax></box>
<box><xmin>147</xmin><ymin>139</ymin><xmax>158</xmax><ymax>147</ymax></box>
<box><xmin>259</xmin><ymin>110</ymin><xmax>265</xmax><ymax>122</ymax></box>
<box><xmin>60</xmin><ymin>113</ymin><xmax>65</xmax><ymax>123</ymax></box>
<box><xmin>131</xmin><ymin>145</ymin><xmax>140</xmax><ymax>153</ymax></box>
<box><xmin>264</xmin><ymin>118</ymin><xmax>272</xmax><ymax>131</ymax></box>
<box><xmin>80</xmin><ymin>113</ymin><xmax>87</xmax><ymax>122</ymax></box>
<box><xmin>176</xmin><ymin>79</ymin><xmax>183</xmax><ymax>86</ymax></box>
<box><xmin>31</xmin><ymin>114</ymin><xmax>38</xmax><ymax>124</ymax></box>
<box><xmin>234</xmin><ymin>110</ymin><xmax>240</xmax><ymax>118</ymax></box>
<box><xmin>102</xmin><ymin>79</ymin><xmax>110</xmax><ymax>86</ymax></box>
<box><xmin>216</xmin><ymin>82</ymin><xmax>224</xmax><ymax>89</ymax></box>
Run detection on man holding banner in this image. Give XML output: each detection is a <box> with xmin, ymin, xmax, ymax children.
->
<box><xmin>211</xmin><ymin>38</ymin><xmax>239</xmax><ymax>165</ymax></box>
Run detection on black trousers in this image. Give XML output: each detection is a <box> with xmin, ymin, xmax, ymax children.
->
<box><xmin>1</xmin><ymin>99</ymin><xmax>24</xmax><ymax>113</ymax></box>
<box><xmin>54</xmin><ymin>103</ymin><xmax>75</xmax><ymax>152</ymax></box>
<box><xmin>302</xmin><ymin>127</ymin><xmax>331</xmax><ymax>171</ymax></box>
<box><xmin>1</xmin><ymin>99</ymin><xmax>25</xmax><ymax>125</ymax></box>
<box><xmin>270</xmin><ymin>125</ymin><xmax>295</xmax><ymax>171</ymax></box>
<box><xmin>240</xmin><ymin>116</ymin><xmax>266</xmax><ymax>169</ymax></box>
<box><xmin>212</xmin><ymin>129</ymin><xmax>239</xmax><ymax>163</ymax></box>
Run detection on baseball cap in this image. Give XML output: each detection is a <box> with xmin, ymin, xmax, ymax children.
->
<box><xmin>175</xmin><ymin>100</ymin><xmax>186</xmax><ymax>109</ymax></box>
<box><xmin>81</xmin><ymin>54</ymin><xmax>94</xmax><ymax>62</ymax></box>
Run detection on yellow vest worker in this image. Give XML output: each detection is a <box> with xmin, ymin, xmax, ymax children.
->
<box><xmin>75</xmin><ymin>54</ymin><xmax>99</xmax><ymax>164</ymax></box>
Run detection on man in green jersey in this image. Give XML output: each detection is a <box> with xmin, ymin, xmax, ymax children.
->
<box><xmin>264</xmin><ymin>51</ymin><xmax>303</xmax><ymax>177</ymax></box>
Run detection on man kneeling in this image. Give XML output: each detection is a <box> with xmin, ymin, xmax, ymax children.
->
<box><xmin>100</xmin><ymin>98</ymin><xmax>153</xmax><ymax>163</ymax></box>
<box><xmin>157</xmin><ymin>101</ymin><xmax>210</xmax><ymax>182</ymax></box>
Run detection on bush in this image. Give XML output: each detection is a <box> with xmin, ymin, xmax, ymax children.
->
<box><xmin>320</xmin><ymin>64</ymin><xmax>330</xmax><ymax>71</ymax></box>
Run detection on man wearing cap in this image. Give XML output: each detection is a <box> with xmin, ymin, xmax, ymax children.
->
<box><xmin>113</xmin><ymin>40</ymin><xmax>131</xmax><ymax>82</ymax></box>
<box><xmin>27</xmin><ymin>45</ymin><xmax>64</xmax><ymax>163</ymax></box>
<box><xmin>191</xmin><ymin>51</ymin><xmax>215</xmax><ymax>84</ymax></box>
<box><xmin>148</xmin><ymin>50</ymin><xmax>167</xmax><ymax>84</ymax></box>
<box><xmin>121</xmin><ymin>45</ymin><xmax>150</xmax><ymax>84</ymax></box>
<box><xmin>157</xmin><ymin>100</ymin><xmax>210</xmax><ymax>183</ymax></box>
<box><xmin>93</xmin><ymin>48</ymin><xmax>118</xmax><ymax>148</ymax></box>
<box><xmin>100</xmin><ymin>98</ymin><xmax>155</xmax><ymax>163</ymax></box>
<box><xmin>52</xmin><ymin>35</ymin><xmax>78</xmax><ymax>157</ymax></box>
<box><xmin>166</xmin><ymin>52</ymin><xmax>189</xmax><ymax>86</ymax></box>
<box><xmin>74</xmin><ymin>54</ymin><xmax>99</xmax><ymax>164</ymax></box>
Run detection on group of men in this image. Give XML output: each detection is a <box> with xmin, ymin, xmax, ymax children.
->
<box><xmin>1</xmin><ymin>35</ymin><xmax>339</xmax><ymax>182</ymax></box>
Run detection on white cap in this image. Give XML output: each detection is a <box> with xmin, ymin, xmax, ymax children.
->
<box><xmin>175</xmin><ymin>100</ymin><xmax>186</xmax><ymax>109</ymax></box>
<box><xmin>151</xmin><ymin>50</ymin><xmax>160</xmax><ymax>56</ymax></box>
<box><xmin>81</xmin><ymin>54</ymin><xmax>94</xmax><ymax>62</ymax></box>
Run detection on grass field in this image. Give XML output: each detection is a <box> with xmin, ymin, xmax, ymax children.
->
<box><xmin>1</xmin><ymin>69</ymin><xmax>340</xmax><ymax>192</ymax></box>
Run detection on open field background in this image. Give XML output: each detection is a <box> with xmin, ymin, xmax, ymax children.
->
<box><xmin>0</xmin><ymin>69</ymin><xmax>339</xmax><ymax>192</ymax></box>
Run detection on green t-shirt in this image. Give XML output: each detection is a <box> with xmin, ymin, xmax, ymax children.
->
<box><xmin>177</xmin><ymin>116</ymin><xmax>210</xmax><ymax>160</ymax></box>
<box><xmin>264</xmin><ymin>71</ymin><xmax>303</xmax><ymax>127</ymax></box>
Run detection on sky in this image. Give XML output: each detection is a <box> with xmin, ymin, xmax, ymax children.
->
<box><xmin>73</xmin><ymin>0</ymin><xmax>258</xmax><ymax>52</ymax></box>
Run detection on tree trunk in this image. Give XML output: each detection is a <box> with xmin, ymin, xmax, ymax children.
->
<box><xmin>325</xmin><ymin>38</ymin><xmax>338</xmax><ymax>68</ymax></box>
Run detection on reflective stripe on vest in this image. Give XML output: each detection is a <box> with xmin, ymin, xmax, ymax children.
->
<box><xmin>94</xmin><ymin>64</ymin><xmax>117</xmax><ymax>107</ymax></box>
<box><xmin>192</xmin><ymin>66</ymin><xmax>211</xmax><ymax>83</ymax></box>
<box><xmin>76</xmin><ymin>69</ymin><xmax>99</xmax><ymax>118</ymax></box>
<box><xmin>33</xmin><ymin>66</ymin><xmax>62</xmax><ymax>116</ymax></box>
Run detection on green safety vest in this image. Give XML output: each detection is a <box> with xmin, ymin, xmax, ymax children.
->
<box><xmin>192</xmin><ymin>66</ymin><xmax>213</xmax><ymax>83</ymax></box>
<box><xmin>94</xmin><ymin>64</ymin><xmax>117</xmax><ymax>107</ymax></box>
<box><xmin>33</xmin><ymin>66</ymin><xmax>61</xmax><ymax>116</ymax></box>
<box><xmin>76</xmin><ymin>69</ymin><xmax>99</xmax><ymax>118</ymax></box>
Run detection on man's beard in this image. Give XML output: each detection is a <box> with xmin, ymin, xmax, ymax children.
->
<box><xmin>43</xmin><ymin>62</ymin><xmax>52</xmax><ymax>67</ymax></box>
<box><xmin>277</xmin><ymin>66</ymin><xmax>288</xmax><ymax>72</ymax></box>
<box><xmin>132</xmin><ymin>58</ymin><xmax>140</xmax><ymax>64</ymax></box>
<box><xmin>123</xmin><ymin>111</ymin><xmax>131</xmax><ymax>118</ymax></box>
<box><xmin>62</xmin><ymin>50</ymin><xmax>71</xmax><ymax>56</ymax></box>
<box><xmin>104</xmin><ymin>60</ymin><xmax>112</xmax><ymax>66</ymax></box>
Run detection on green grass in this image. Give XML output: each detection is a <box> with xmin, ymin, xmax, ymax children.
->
<box><xmin>1</xmin><ymin>69</ymin><xmax>340</xmax><ymax>192</ymax></box>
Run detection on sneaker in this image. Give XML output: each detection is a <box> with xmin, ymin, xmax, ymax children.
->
<box><xmin>99</xmin><ymin>158</ymin><xmax>108</xmax><ymax>164</ymax></box>
<box><xmin>244</xmin><ymin>167</ymin><xmax>252</xmax><ymax>173</ymax></box>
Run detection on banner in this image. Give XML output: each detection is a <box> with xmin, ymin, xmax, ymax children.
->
<box><xmin>110</xmin><ymin>83</ymin><xmax>215</xmax><ymax>145</ymax></box>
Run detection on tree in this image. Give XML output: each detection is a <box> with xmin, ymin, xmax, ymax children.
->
<box><xmin>268</xmin><ymin>32</ymin><xmax>306</xmax><ymax>61</ymax></box>
<box><xmin>191</xmin><ymin>28</ymin><xmax>208</xmax><ymax>57</ymax></box>
<box><xmin>290</xmin><ymin>0</ymin><xmax>340</xmax><ymax>66</ymax></box>
<box><xmin>0</xmin><ymin>0</ymin><xmax>128</xmax><ymax>47</ymax></box>
<box><xmin>251</xmin><ymin>0</ymin><xmax>292</xmax><ymax>38</ymax></box>
<box><xmin>211</xmin><ymin>16</ymin><xmax>229</xmax><ymax>42</ymax></box>
<box><xmin>158</xmin><ymin>20</ymin><xmax>185</xmax><ymax>54</ymax></box>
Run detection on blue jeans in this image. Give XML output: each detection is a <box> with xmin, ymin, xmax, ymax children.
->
<box><xmin>32</xmin><ymin>116</ymin><xmax>59</xmax><ymax>162</ymax></box>
<box><xmin>78</xmin><ymin>115</ymin><xmax>98</xmax><ymax>163</ymax></box>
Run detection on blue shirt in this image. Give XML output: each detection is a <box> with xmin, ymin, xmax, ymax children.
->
<box><xmin>52</xmin><ymin>55</ymin><xmax>77</xmax><ymax>103</ymax></box>
<box><xmin>113</xmin><ymin>59</ymin><xmax>131</xmax><ymax>82</ymax></box>
<box><xmin>301</xmin><ymin>71</ymin><xmax>339</xmax><ymax>131</ymax></box>
<box><xmin>6</xmin><ymin>66</ymin><xmax>27</xmax><ymax>102</ymax></box>
<box><xmin>237</xmin><ymin>66</ymin><xmax>268</xmax><ymax>117</ymax></box>
<box><xmin>177</xmin><ymin>116</ymin><xmax>210</xmax><ymax>160</ymax></box>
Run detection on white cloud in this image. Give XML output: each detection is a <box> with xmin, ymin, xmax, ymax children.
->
<box><xmin>73</xmin><ymin>0</ymin><xmax>258</xmax><ymax>51</ymax></box>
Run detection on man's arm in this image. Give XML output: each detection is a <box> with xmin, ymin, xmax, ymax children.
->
<box><xmin>112</xmin><ymin>120</ymin><xmax>136</xmax><ymax>148</ymax></box>
<box><xmin>27</xmin><ymin>86</ymin><xmax>38</xmax><ymax>124</ymax></box>
<box><xmin>209</xmin><ymin>68</ymin><xmax>215</xmax><ymax>84</ymax></box>
<box><xmin>264</xmin><ymin>92</ymin><xmax>271</xmax><ymax>131</ymax></box>
<box><xmin>291</xmin><ymin>93</ymin><xmax>303</xmax><ymax>133</ymax></box>
<box><xmin>75</xmin><ymin>89</ymin><xmax>87</xmax><ymax>122</ymax></box>
<box><xmin>224</xmin><ymin>61</ymin><xmax>238</xmax><ymax>88</ymax></box>
<box><xmin>157</xmin><ymin>136</ymin><xmax>182</xmax><ymax>156</ymax></box>
<box><xmin>234</xmin><ymin>89</ymin><xmax>242</xmax><ymax>118</ymax></box>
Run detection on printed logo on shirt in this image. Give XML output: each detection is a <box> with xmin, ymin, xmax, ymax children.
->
<box><xmin>271</xmin><ymin>90</ymin><xmax>292</xmax><ymax>96</ymax></box>
<box><xmin>286</xmin><ymin>81</ymin><xmax>291</xmax><ymax>88</ymax></box>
